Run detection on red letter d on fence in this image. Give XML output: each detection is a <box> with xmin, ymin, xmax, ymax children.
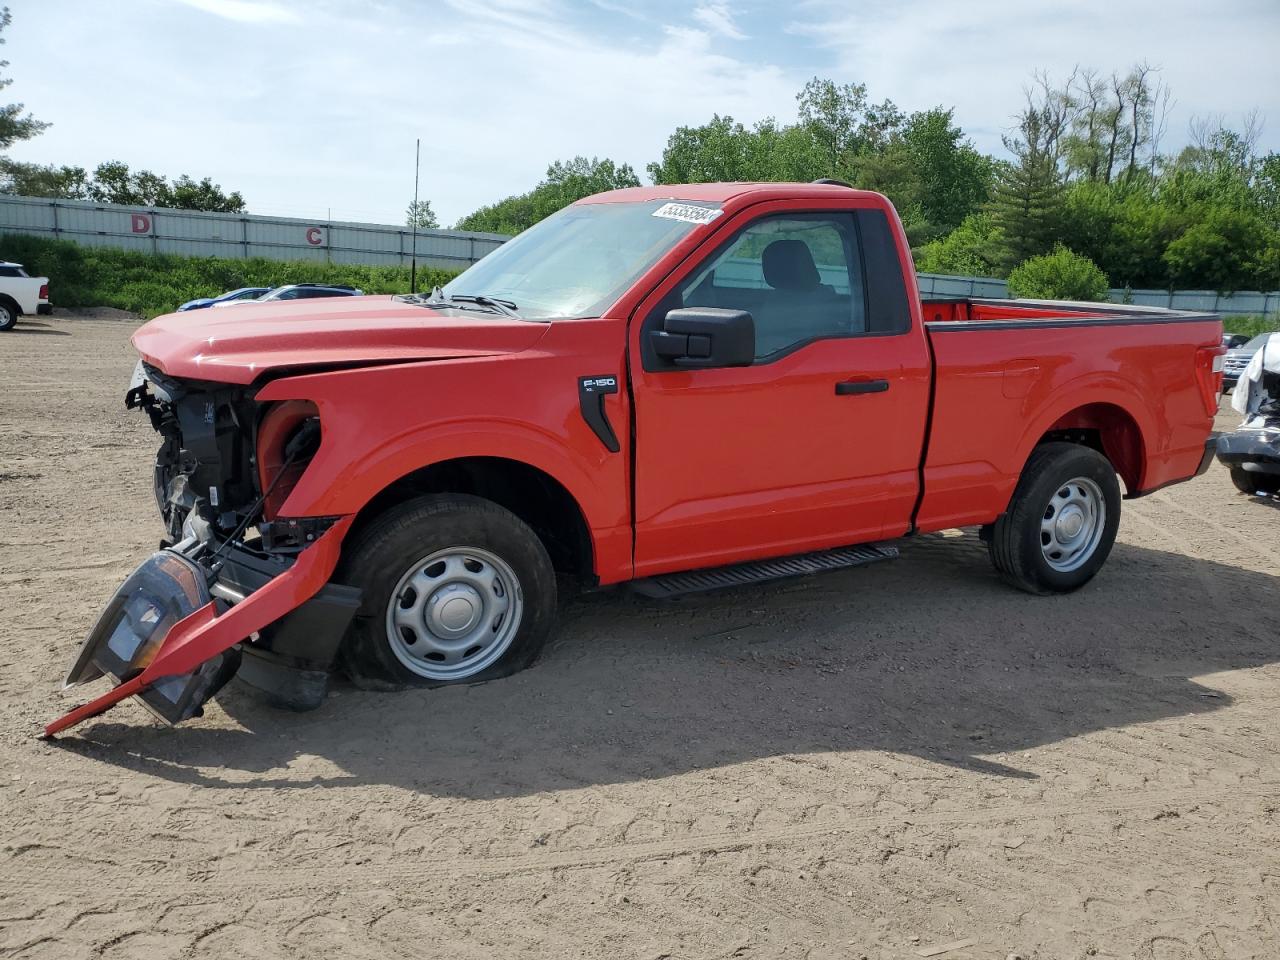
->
<box><xmin>131</xmin><ymin>214</ymin><xmax>151</xmax><ymax>234</ymax></box>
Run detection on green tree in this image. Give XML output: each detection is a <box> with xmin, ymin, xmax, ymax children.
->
<box><xmin>988</xmin><ymin>109</ymin><xmax>1065</xmax><ymax>269</ymax></box>
<box><xmin>796</xmin><ymin>77</ymin><xmax>867</xmax><ymax>170</ymax></box>
<box><xmin>1252</xmin><ymin>234</ymin><xmax>1280</xmax><ymax>290</ymax></box>
<box><xmin>543</xmin><ymin>156</ymin><xmax>641</xmax><ymax>204</ymax></box>
<box><xmin>0</xmin><ymin>7</ymin><xmax>47</xmax><ymax>152</ymax></box>
<box><xmin>902</xmin><ymin>109</ymin><xmax>993</xmax><ymax>232</ymax></box>
<box><xmin>456</xmin><ymin>156</ymin><xmax>640</xmax><ymax>234</ymax></box>
<box><xmin>86</xmin><ymin>160</ymin><xmax>245</xmax><ymax>212</ymax></box>
<box><xmin>88</xmin><ymin>160</ymin><xmax>167</xmax><ymax>205</ymax></box>
<box><xmin>0</xmin><ymin>158</ymin><xmax>89</xmax><ymax>198</ymax></box>
<box><xmin>1163</xmin><ymin>207</ymin><xmax>1273</xmax><ymax>292</ymax></box>
<box><xmin>913</xmin><ymin>213</ymin><xmax>1004</xmax><ymax>277</ymax></box>
<box><xmin>405</xmin><ymin>199</ymin><xmax>439</xmax><ymax>229</ymax></box>
<box><xmin>164</xmin><ymin>174</ymin><xmax>245</xmax><ymax>213</ymax></box>
<box><xmin>795</xmin><ymin>77</ymin><xmax>903</xmax><ymax>170</ymax></box>
<box><xmin>647</xmin><ymin>115</ymin><xmax>779</xmax><ymax>184</ymax></box>
<box><xmin>1007</xmin><ymin>245</ymin><xmax>1110</xmax><ymax>301</ymax></box>
<box><xmin>862</xmin><ymin>107</ymin><xmax>993</xmax><ymax>241</ymax></box>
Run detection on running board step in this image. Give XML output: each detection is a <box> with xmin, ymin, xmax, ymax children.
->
<box><xmin>630</xmin><ymin>543</ymin><xmax>899</xmax><ymax>599</ymax></box>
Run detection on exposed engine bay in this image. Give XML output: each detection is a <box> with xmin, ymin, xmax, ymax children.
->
<box><xmin>125</xmin><ymin>360</ymin><xmax>323</xmax><ymax>550</ymax></box>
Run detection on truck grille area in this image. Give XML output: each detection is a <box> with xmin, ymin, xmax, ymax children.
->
<box><xmin>128</xmin><ymin>363</ymin><xmax>262</xmax><ymax>541</ymax></box>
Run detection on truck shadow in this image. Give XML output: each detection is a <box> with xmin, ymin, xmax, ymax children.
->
<box><xmin>61</xmin><ymin>533</ymin><xmax>1280</xmax><ymax>795</ymax></box>
<box><xmin>11</xmin><ymin>322</ymin><xmax>70</xmax><ymax>336</ymax></box>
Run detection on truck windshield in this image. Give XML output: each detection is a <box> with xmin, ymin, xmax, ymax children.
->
<box><xmin>441</xmin><ymin>200</ymin><xmax>718</xmax><ymax>320</ymax></box>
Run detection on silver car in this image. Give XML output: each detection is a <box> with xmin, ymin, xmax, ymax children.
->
<box><xmin>1223</xmin><ymin>332</ymin><xmax>1274</xmax><ymax>390</ymax></box>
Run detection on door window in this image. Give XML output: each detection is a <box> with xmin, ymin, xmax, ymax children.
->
<box><xmin>679</xmin><ymin>214</ymin><xmax>864</xmax><ymax>359</ymax></box>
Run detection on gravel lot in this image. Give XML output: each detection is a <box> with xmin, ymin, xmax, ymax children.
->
<box><xmin>2</xmin><ymin>314</ymin><xmax>1278</xmax><ymax>960</ymax></box>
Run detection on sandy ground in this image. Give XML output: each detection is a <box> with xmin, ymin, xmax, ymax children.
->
<box><xmin>1</xmin><ymin>314</ymin><xmax>1278</xmax><ymax>960</ymax></box>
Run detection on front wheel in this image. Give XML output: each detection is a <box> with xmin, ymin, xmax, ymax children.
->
<box><xmin>336</xmin><ymin>494</ymin><xmax>557</xmax><ymax>688</ymax></box>
<box><xmin>0</xmin><ymin>303</ymin><xmax>16</xmax><ymax>331</ymax></box>
<box><xmin>986</xmin><ymin>442</ymin><xmax>1122</xmax><ymax>595</ymax></box>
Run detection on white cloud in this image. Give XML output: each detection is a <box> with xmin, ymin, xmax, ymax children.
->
<box><xmin>172</xmin><ymin>0</ymin><xmax>299</xmax><ymax>24</ymax></box>
<box><xmin>693</xmin><ymin>2</ymin><xmax>745</xmax><ymax>40</ymax></box>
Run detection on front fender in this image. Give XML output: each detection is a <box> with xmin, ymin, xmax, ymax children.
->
<box><xmin>254</xmin><ymin>351</ymin><xmax>633</xmax><ymax>582</ymax></box>
<box><xmin>282</xmin><ymin>414</ymin><xmax>617</xmax><ymax>523</ymax></box>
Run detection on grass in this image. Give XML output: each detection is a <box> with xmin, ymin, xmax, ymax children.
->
<box><xmin>0</xmin><ymin>234</ymin><xmax>461</xmax><ymax>319</ymax></box>
<box><xmin>1222</xmin><ymin>314</ymin><xmax>1280</xmax><ymax>337</ymax></box>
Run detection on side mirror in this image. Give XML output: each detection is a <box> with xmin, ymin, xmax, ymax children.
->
<box><xmin>650</xmin><ymin>307</ymin><xmax>755</xmax><ymax>369</ymax></box>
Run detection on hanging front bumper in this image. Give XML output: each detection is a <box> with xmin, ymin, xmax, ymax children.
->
<box><xmin>44</xmin><ymin>517</ymin><xmax>353</xmax><ymax>738</ymax></box>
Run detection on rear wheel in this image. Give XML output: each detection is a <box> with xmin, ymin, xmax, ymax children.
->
<box><xmin>0</xmin><ymin>302</ymin><xmax>16</xmax><ymax>331</ymax></box>
<box><xmin>987</xmin><ymin>442</ymin><xmax>1122</xmax><ymax>595</ymax></box>
<box><xmin>336</xmin><ymin>494</ymin><xmax>557</xmax><ymax>688</ymax></box>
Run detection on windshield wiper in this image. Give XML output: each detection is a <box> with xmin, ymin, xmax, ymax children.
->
<box><xmin>447</xmin><ymin>294</ymin><xmax>520</xmax><ymax>318</ymax></box>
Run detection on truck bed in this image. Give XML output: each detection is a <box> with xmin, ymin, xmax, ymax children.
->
<box><xmin>914</xmin><ymin>298</ymin><xmax>1222</xmax><ymax>534</ymax></box>
<box><xmin>920</xmin><ymin>297</ymin><xmax>1215</xmax><ymax>327</ymax></box>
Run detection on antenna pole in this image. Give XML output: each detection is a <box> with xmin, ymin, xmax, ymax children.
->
<box><xmin>410</xmin><ymin>138</ymin><xmax>420</xmax><ymax>294</ymax></box>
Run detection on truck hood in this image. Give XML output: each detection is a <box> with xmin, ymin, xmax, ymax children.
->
<box><xmin>132</xmin><ymin>295</ymin><xmax>550</xmax><ymax>384</ymax></box>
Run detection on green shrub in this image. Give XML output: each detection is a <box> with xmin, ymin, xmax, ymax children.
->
<box><xmin>1007</xmin><ymin>245</ymin><xmax>1110</xmax><ymax>302</ymax></box>
<box><xmin>0</xmin><ymin>235</ymin><xmax>461</xmax><ymax>318</ymax></box>
<box><xmin>1222</xmin><ymin>314</ymin><xmax>1280</xmax><ymax>337</ymax></box>
<box><xmin>913</xmin><ymin>212</ymin><xmax>1004</xmax><ymax>277</ymax></box>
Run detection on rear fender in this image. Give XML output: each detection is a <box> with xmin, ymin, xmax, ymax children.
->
<box><xmin>1010</xmin><ymin>381</ymin><xmax>1154</xmax><ymax>496</ymax></box>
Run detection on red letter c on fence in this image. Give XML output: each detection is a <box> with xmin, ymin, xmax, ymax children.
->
<box><xmin>306</xmin><ymin>227</ymin><xmax>324</xmax><ymax>245</ymax></box>
<box><xmin>131</xmin><ymin>214</ymin><xmax>151</xmax><ymax>234</ymax></box>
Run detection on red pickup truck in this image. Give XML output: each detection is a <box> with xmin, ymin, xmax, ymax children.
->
<box><xmin>48</xmin><ymin>182</ymin><xmax>1224</xmax><ymax>735</ymax></box>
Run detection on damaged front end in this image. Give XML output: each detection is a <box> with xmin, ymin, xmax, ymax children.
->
<box><xmin>46</xmin><ymin>362</ymin><xmax>359</xmax><ymax>737</ymax></box>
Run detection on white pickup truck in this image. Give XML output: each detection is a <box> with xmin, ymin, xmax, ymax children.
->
<box><xmin>0</xmin><ymin>260</ymin><xmax>52</xmax><ymax>331</ymax></box>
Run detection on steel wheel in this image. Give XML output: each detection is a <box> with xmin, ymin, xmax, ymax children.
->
<box><xmin>1039</xmin><ymin>477</ymin><xmax>1106</xmax><ymax>572</ymax></box>
<box><xmin>384</xmin><ymin>546</ymin><xmax>524</xmax><ymax>681</ymax></box>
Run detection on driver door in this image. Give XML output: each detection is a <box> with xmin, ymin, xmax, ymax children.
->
<box><xmin>628</xmin><ymin>201</ymin><xmax>930</xmax><ymax>577</ymax></box>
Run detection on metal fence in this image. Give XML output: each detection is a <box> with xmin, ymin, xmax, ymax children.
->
<box><xmin>917</xmin><ymin>272</ymin><xmax>1280</xmax><ymax>317</ymax></box>
<box><xmin>0</xmin><ymin>194</ymin><xmax>508</xmax><ymax>270</ymax></box>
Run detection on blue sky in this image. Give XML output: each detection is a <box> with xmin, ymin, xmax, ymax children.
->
<box><xmin>10</xmin><ymin>0</ymin><xmax>1280</xmax><ymax>226</ymax></box>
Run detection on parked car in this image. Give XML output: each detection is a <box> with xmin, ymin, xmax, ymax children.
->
<box><xmin>1223</xmin><ymin>333</ymin><xmax>1250</xmax><ymax>349</ymax></box>
<box><xmin>49</xmin><ymin>181</ymin><xmax>1225</xmax><ymax>736</ymax></box>
<box><xmin>1223</xmin><ymin>332</ymin><xmax>1275</xmax><ymax>389</ymax></box>
<box><xmin>177</xmin><ymin>287</ymin><xmax>272</xmax><ymax>312</ymax></box>
<box><xmin>0</xmin><ymin>260</ymin><xmax>51</xmax><ymax>331</ymax></box>
<box><xmin>210</xmin><ymin>283</ymin><xmax>363</xmax><ymax>307</ymax></box>
<box><xmin>1218</xmin><ymin>334</ymin><xmax>1280</xmax><ymax>495</ymax></box>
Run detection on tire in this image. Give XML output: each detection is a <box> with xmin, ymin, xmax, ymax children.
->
<box><xmin>336</xmin><ymin>493</ymin><xmax>557</xmax><ymax>689</ymax></box>
<box><xmin>1230</xmin><ymin>466</ymin><xmax>1280</xmax><ymax>496</ymax></box>
<box><xmin>987</xmin><ymin>442</ymin><xmax>1122</xmax><ymax>595</ymax></box>
<box><xmin>0</xmin><ymin>302</ymin><xmax>16</xmax><ymax>331</ymax></box>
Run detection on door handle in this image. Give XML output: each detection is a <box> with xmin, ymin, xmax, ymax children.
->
<box><xmin>835</xmin><ymin>379</ymin><xmax>890</xmax><ymax>395</ymax></box>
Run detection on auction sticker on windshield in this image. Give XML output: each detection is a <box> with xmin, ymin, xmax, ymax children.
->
<box><xmin>652</xmin><ymin>202</ymin><xmax>723</xmax><ymax>225</ymax></box>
